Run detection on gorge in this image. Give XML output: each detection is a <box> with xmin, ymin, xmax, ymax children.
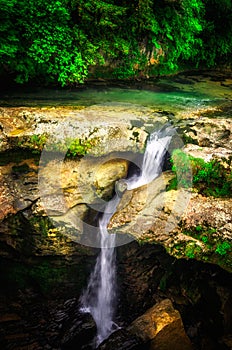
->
<box><xmin>0</xmin><ymin>71</ymin><xmax>231</xmax><ymax>349</ymax></box>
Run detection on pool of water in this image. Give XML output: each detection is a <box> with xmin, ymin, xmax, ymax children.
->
<box><xmin>0</xmin><ymin>72</ymin><xmax>231</xmax><ymax>115</ymax></box>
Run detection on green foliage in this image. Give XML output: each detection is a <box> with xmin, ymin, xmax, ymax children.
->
<box><xmin>183</xmin><ymin>225</ymin><xmax>231</xmax><ymax>268</ymax></box>
<box><xmin>191</xmin><ymin>156</ymin><xmax>232</xmax><ymax>197</ymax></box>
<box><xmin>196</xmin><ymin>0</ymin><xmax>232</xmax><ymax>67</ymax></box>
<box><xmin>168</xmin><ymin>149</ymin><xmax>192</xmax><ymax>189</ymax></box>
<box><xmin>201</xmin><ymin>236</ymin><xmax>208</xmax><ymax>243</ymax></box>
<box><xmin>66</xmin><ymin>138</ymin><xmax>93</xmax><ymax>157</ymax></box>
<box><xmin>0</xmin><ymin>0</ymin><xmax>232</xmax><ymax>85</ymax></box>
<box><xmin>28</xmin><ymin>216</ymin><xmax>53</xmax><ymax>237</ymax></box>
<box><xmin>215</xmin><ymin>242</ymin><xmax>231</xmax><ymax>256</ymax></box>
<box><xmin>4</xmin><ymin>261</ymin><xmax>67</xmax><ymax>293</ymax></box>
<box><xmin>169</xmin><ymin>150</ymin><xmax>232</xmax><ymax>197</ymax></box>
<box><xmin>29</xmin><ymin>134</ymin><xmax>47</xmax><ymax>152</ymax></box>
<box><xmin>29</xmin><ymin>261</ymin><xmax>66</xmax><ymax>293</ymax></box>
<box><xmin>185</xmin><ymin>242</ymin><xmax>202</xmax><ymax>259</ymax></box>
<box><xmin>0</xmin><ymin>0</ymin><xmax>94</xmax><ymax>85</ymax></box>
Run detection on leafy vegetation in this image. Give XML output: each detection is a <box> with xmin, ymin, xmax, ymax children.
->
<box><xmin>1</xmin><ymin>0</ymin><xmax>232</xmax><ymax>86</ymax></box>
<box><xmin>215</xmin><ymin>242</ymin><xmax>231</xmax><ymax>256</ymax></box>
<box><xmin>16</xmin><ymin>134</ymin><xmax>95</xmax><ymax>157</ymax></box>
<box><xmin>66</xmin><ymin>138</ymin><xmax>93</xmax><ymax>157</ymax></box>
<box><xmin>169</xmin><ymin>149</ymin><xmax>232</xmax><ymax>197</ymax></box>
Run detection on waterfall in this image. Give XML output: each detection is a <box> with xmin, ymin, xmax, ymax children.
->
<box><xmin>126</xmin><ymin>124</ymin><xmax>175</xmax><ymax>190</ymax></box>
<box><xmin>80</xmin><ymin>124</ymin><xmax>175</xmax><ymax>347</ymax></box>
<box><xmin>80</xmin><ymin>195</ymin><xmax>121</xmax><ymax>346</ymax></box>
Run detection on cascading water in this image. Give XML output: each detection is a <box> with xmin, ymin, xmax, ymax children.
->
<box><xmin>80</xmin><ymin>124</ymin><xmax>175</xmax><ymax>347</ymax></box>
<box><xmin>80</xmin><ymin>195</ymin><xmax>121</xmax><ymax>346</ymax></box>
<box><xmin>126</xmin><ymin>124</ymin><xmax>175</xmax><ymax>190</ymax></box>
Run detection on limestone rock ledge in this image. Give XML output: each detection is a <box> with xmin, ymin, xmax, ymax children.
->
<box><xmin>109</xmin><ymin>173</ymin><xmax>232</xmax><ymax>273</ymax></box>
<box><xmin>0</xmin><ymin>104</ymin><xmax>166</xmax><ymax>154</ymax></box>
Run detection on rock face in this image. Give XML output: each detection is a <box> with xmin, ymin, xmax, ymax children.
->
<box><xmin>0</xmin><ymin>76</ymin><xmax>231</xmax><ymax>349</ymax></box>
<box><xmin>97</xmin><ymin>299</ymin><xmax>193</xmax><ymax>350</ymax></box>
<box><xmin>109</xmin><ymin>172</ymin><xmax>232</xmax><ymax>272</ymax></box>
<box><xmin>179</xmin><ymin>117</ymin><xmax>232</xmax><ymax>149</ymax></box>
<box><xmin>97</xmin><ymin>329</ymin><xmax>144</xmax><ymax>350</ymax></box>
<box><xmin>0</xmin><ymin>104</ymin><xmax>167</xmax><ymax>154</ymax></box>
<box><xmin>128</xmin><ymin>299</ymin><xmax>193</xmax><ymax>350</ymax></box>
<box><xmin>116</xmin><ymin>242</ymin><xmax>232</xmax><ymax>350</ymax></box>
<box><xmin>0</xmin><ymin>102</ymin><xmax>231</xmax><ymax>268</ymax></box>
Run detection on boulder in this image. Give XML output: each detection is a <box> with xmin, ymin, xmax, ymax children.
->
<box><xmin>128</xmin><ymin>299</ymin><xmax>193</xmax><ymax>350</ymax></box>
<box><xmin>61</xmin><ymin>308</ymin><xmax>97</xmax><ymax>350</ymax></box>
<box><xmin>109</xmin><ymin>173</ymin><xmax>232</xmax><ymax>272</ymax></box>
<box><xmin>97</xmin><ymin>329</ymin><xmax>144</xmax><ymax>350</ymax></box>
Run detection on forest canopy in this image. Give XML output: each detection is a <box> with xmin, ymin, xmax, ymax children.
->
<box><xmin>1</xmin><ymin>0</ymin><xmax>232</xmax><ymax>86</ymax></box>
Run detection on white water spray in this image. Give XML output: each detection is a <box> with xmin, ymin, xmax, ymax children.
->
<box><xmin>80</xmin><ymin>124</ymin><xmax>175</xmax><ymax>347</ymax></box>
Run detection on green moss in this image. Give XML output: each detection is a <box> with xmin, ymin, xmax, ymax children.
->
<box><xmin>215</xmin><ymin>242</ymin><xmax>231</xmax><ymax>256</ymax></box>
<box><xmin>66</xmin><ymin>138</ymin><xmax>93</xmax><ymax>158</ymax></box>
<box><xmin>29</xmin><ymin>261</ymin><xmax>67</xmax><ymax>293</ymax></box>
<box><xmin>159</xmin><ymin>271</ymin><xmax>172</xmax><ymax>292</ymax></box>
<box><xmin>15</xmin><ymin>133</ymin><xmax>98</xmax><ymax>158</ymax></box>
<box><xmin>29</xmin><ymin>134</ymin><xmax>47</xmax><ymax>152</ymax></box>
<box><xmin>0</xmin><ymin>259</ymin><xmax>67</xmax><ymax>294</ymax></box>
<box><xmin>201</xmin><ymin>236</ymin><xmax>208</xmax><ymax>243</ymax></box>
<box><xmin>164</xmin><ymin>222</ymin><xmax>232</xmax><ymax>271</ymax></box>
<box><xmin>185</xmin><ymin>242</ymin><xmax>202</xmax><ymax>259</ymax></box>
<box><xmin>168</xmin><ymin>150</ymin><xmax>232</xmax><ymax>197</ymax></box>
<box><xmin>28</xmin><ymin>216</ymin><xmax>54</xmax><ymax>237</ymax></box>
<box><xmin>167</xmin><ymin>149</ymin><xmax>192</xmax><ymax>189</ymax></box>
<box><xmin>182</xmin><ymin>225</ymin><xmax>232</xmax><ymax>270</ymax></box>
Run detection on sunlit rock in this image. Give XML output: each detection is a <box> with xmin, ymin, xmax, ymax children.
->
<box><xmin>128</xmin><ymin>299</ymin><xmax>193</xmax><ymax>350</ymax></box>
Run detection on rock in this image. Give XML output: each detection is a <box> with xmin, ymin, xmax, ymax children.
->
<box><xmin>0</xmin><ymin>104</ymin><xmax>167</xmax><ymax>154</ymax></box>
<box><xmin>97</xmin><ymin>329</ymin><xmax>144</xmax><ymax>350</ymax></box>
<box><xmin>109</xmin><ymin>173</ymin><xmax>232</xmax><ymax>272</ymax></box>
<box><xmin>0</xmin><ymin>150</ymin><xmax>129</xmax><ymax>253</ymax></box>
<box><xmin>128</xmin><ymin>299</ymin><xmax>193</xmax><ymax>350</ymax></box>
<box><xmin>0</xmin><ymin>172</ymin><xmax>16</xmax><ymax>220</ymax></box>
<box><xmin>61</xmin><ymin>309</ymin><xmax>97</xmax><ymax>350</ymax></box>
<box><xmin>178</xmin><ymin>117</ymin><xmax>232</xmax><ymax>150</ymax></box>
<box><xmin>183</xmin><ymin>144</ymin><xmax>232</xmax><ymax>162</ymax></box>
<box><xmin>0</xmin><ymin>313</ymin><xmax>21</xmax><ymax>322</ymax></box>
<box><xmin>37</xmin><ymin>155</ymin><xmax>129</xmax><ymax>215</ymax></box>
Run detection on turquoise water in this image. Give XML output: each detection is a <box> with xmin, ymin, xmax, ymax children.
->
<box><xmin>0</xmin><ymin>73</ymin><xmax>231</xmax><ymax>114</ymax></box>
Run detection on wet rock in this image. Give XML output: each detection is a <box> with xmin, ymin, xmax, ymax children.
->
<box><xmin>61</xmin><ymin>309</ymin><xmax>96</xmax><ymax>350</ymax></box>
<box><xmin>97</xmin><ymin>329</ymin><xmax>145</xmax><ymax>350</ymax></box>
<box><xmin>117</xmin><ymin>242</ymin><xmax>232</xmax><ymax>350</ymax></box>
<box><xmin>38</xmin><ymin>155</ymin><xmax>128</xmax><ymax>215</ymax></box>
<box><xmin>128</xmin><ymin>299</ymin><xmax>193</xmax><ymax>350</ymax></box>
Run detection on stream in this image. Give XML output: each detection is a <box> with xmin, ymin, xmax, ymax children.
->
<box><xmin>1</xmin><ymin>71</ymin><xmax>232</xmax><ymax>114</ymax></box>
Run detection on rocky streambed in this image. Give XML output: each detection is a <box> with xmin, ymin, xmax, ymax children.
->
<box><xmin>0</xmin><ymin>72</ymin><xmax>232</xmax><ymax>349</ymax></box>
